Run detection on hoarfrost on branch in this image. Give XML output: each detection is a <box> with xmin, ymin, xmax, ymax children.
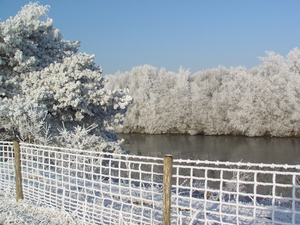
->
<box><xmin>0</xmin><ymin>2</ymin><xmax>132</xmax><ymax>153</ymax></box>
<box><xmin>105</xmin><ymin>50</ymin><xmax>300</xmax><ymax>137</ymax></box>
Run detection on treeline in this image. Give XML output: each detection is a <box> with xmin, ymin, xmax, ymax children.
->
<box><xmin>105</xmin><ymin>48</ymin><xmax>300</xmax><ymax>137</ymax></box>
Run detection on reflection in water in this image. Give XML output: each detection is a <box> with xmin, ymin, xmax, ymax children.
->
<box><xmin>117</xmin><ymin>133</ymin><xmax>300</xmax><ymax>164</ymax></box>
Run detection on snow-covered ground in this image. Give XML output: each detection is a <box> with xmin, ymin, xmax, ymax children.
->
<box><xmin>0</xmin><ymin>194</ymin><xmax>85</xmax><ymax>225</ymax></box>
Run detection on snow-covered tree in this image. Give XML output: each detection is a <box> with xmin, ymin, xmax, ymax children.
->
<box><xmin>0</xmin><ymin>2</ymin><xmax>132</xmax><ymax>152</ymax></box>
<box><xmin>105</xmin><ymin>49</ymin><xmax>300</xmax><ymax>137</ymax></box>
<box><xmin>0</xmin><ymin>3</ymin><xmax>79</xmax><ymax>98</ymax></box>
<box><xmin>105</xmin><ymin>65</ymin><xmax>192</xmax><ymax>134</ymax></box>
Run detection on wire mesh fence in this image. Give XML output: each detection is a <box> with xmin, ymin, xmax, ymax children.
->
<box><xmin>19</xmin><ymin>142</ymin><xmax>164</xmax><ymax>224</ymax></box>
<box><xmin>1</xmin><ymin>141</ymin><xmax>300</xmax><ymax>224</ymax></box>
<box><xmin>0</xmin><ymin>141</ymin><xmax>15</xmax><ymax>195</ymax></box>
<box><xmin>171</xmin><ymin>159</ymin><xmax>300</xmax><ymax>224</ymax></box>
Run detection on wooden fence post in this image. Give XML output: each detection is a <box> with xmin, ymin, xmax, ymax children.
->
<box><xmin>163</xmin><ymin>154</ymin><xmax>173</xmax><ymax>225</ymax></box>
<box><xmin>13</xmin><ymin>141</ymin><xmax>23</xmax><ymax>201</ymax></box>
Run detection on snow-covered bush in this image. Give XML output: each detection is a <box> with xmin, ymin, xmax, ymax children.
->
<box><xmin>105</xmin><ymin>49</ymin><xmax>300</xmax><ymax>137</ymax></box>
<box><xmin>0</xmin><ymin>2</ymin><xmax>131</xmax><ymax>152</ymax></box>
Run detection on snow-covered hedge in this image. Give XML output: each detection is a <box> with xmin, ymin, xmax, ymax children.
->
<box><xmin>0</xmin><ymin>2</ymin><xmax>132</xmax><ymax>152</ymax></box>
<box><xmin>105</xmin><ymin>49</ymin><xmax>300</xmax><ymax>137</ymax></box>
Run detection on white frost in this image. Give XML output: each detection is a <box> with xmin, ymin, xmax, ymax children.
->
<box><xmin>105</xmin><ymin>50</ymin><xmax>300</xmax><ymax>137</ymax></box>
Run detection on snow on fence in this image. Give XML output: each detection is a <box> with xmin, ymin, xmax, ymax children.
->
<box><xmin>1</xmin><ymin>141</ymin><xmax>300</xmax><ymax>224</ymax></box>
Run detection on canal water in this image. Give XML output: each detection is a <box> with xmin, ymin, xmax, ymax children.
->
<box><xmin>117</xmin><ymin>133</ymin><xmax>300</xmax><ymax>165</ymax></box>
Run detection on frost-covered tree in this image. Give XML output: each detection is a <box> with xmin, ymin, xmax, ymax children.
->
<box><xmin>105</xmin><ymin>49</ymin><xmax>300</xmax><ymax>137</ymax></box>
<box><xmin>0</xmin><ymin>3</ymin><xmax>79</xmax><ymax>98</ymax></box>
<box><xmin>0</xmin><ymin>3</ymin><xmax>132</xmax><ymax>152</ymax></box>
<box><xmin>105</xmin><ymin>65</ymin><xmax>192</xmax><ymax>134</ymax></box>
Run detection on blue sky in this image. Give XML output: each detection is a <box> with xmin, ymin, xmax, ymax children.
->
<box><xmin>1</xmin><ymin>1</ymin><xmax>300</xmax><ymax>75</ymax></box>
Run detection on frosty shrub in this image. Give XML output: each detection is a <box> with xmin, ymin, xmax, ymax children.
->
<box><xmin>105</xmin><ymin>49</ymin><xmax>300</xmax><ymax>137</ymax></box>
<box><xmin>0</xmin><ymin>3</ymin><xmax>131</xmax><ymax>152</ymax></box>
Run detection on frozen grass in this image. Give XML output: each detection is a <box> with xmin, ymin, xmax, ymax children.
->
<box><xmin>0</xmin><ymin>193</ymin><xmax>86</xmax><ymax>225</ymax></box>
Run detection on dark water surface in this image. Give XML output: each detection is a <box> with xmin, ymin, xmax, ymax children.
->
<box><xmin>117</xmin><ymin>133</ymin><xmax>300</xmax><ymax>165</ymax></box>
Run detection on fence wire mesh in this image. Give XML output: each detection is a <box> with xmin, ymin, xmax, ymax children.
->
<box><xmin>172</xmin><ymin>159</ymin><xmax>300</xmax><ymax>224</ymax></box>
<box><xmin>0</xmin><ymin>141</ymin><xmax>15</xmax><ymax>195</ymax></box>
<box><xmin>1</xmin><ymin>141</ymin><xmax>300</xmax><ymax>224</ymax></box>
<box><xmin>18</xmin><ymin>142</ymin><xmax>164</xmax><ymax>224</ymax></box>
